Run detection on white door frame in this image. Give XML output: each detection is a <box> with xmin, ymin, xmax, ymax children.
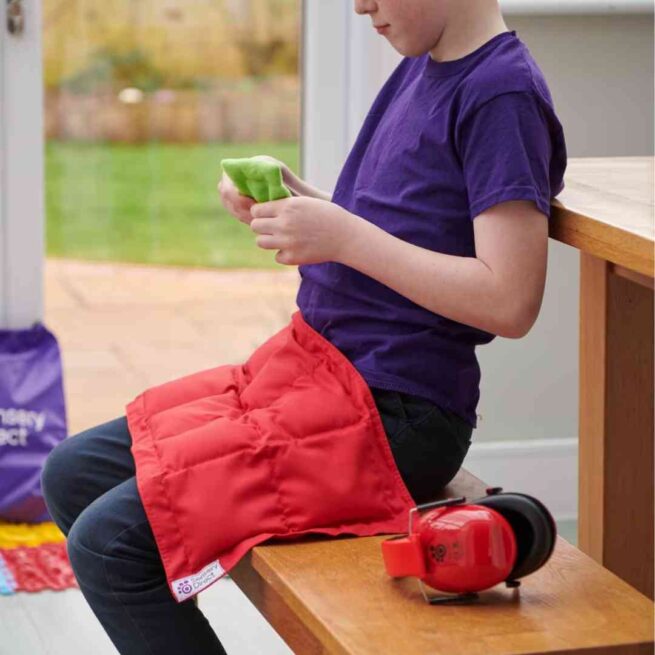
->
<box><xmin>0</xmin><ymin>0</ymin><xmax>44</xmax><ymax>329</ymax></box>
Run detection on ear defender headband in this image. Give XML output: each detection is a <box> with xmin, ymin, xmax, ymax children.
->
<box><xmin>381</xmin><ymin>487</ymin><xmax>557</xmax><ymax>604</ymax></box>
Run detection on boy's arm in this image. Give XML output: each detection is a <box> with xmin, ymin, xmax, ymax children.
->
<box><xmin>337</xmin><ymin>198</ymin><xmax>548</xmax><ymax>340</ymax></box>
<box><xmin>351</xmin><ymin>88</ymin><xmax>557</xmax><ymax>339</ymax></box>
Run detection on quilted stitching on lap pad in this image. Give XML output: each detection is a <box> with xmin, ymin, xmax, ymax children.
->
<box><xmin>126</xmin><ymin>310</ymin><xmax>416</xmax><ymax>603</ymax></box>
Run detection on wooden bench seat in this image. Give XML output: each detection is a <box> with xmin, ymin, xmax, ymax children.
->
<box><xmin>228</xmin><ymin>468</ymin><xmax>655</xmax><ymax>655</ymax></box>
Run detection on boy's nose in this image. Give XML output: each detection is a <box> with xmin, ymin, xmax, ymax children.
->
<box><xmin>353</xmin><ymin>0</ymin><xmax>378</xmax><ymax>16</ymax></box>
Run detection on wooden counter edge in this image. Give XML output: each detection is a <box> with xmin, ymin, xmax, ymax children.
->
<box><xmin>549</xmin><ymin>199</ymin><xmax>654</xmax><ymax>279</ymax></box>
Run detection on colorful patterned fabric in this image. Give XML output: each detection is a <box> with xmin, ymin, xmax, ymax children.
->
<box><xmin>0</xmin><ymin>520</ymin><xmax>77</xmax><ymax>594</ymax></box>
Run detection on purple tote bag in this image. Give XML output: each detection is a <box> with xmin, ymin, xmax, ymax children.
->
<box><xmin>0</xmin><ymin>322</ymin><xmax>67</xmax><ymax>523</ymax></box>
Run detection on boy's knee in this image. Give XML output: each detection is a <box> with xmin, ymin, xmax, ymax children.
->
<box><xmin>65</xmin><ymin>508</ymin><xmax>106</xmax><ymax>583</ymax></box>
<box><xmin>41</xmin><ymin>437</ymin><xmax>81</xmax><ymax>522</ymax></box>
<box><xmin>66</xmin><ymin>500</ymin><xmax>161</xmax><ymax>592</ymax></box>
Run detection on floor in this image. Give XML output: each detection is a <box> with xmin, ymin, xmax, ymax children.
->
<box><xmin>0</xmin><ymin>257</ymin><xmax>577</xmax><ymax>654</ymax></box>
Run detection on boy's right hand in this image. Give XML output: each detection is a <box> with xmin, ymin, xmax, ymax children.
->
<box><xmin>218</xmin><ymin>155</ymin><xmax>331</xmax><ymax>223</ymax></box>
<box><xmin>217</xmin><ymin>171</ymin><xmax>257</xmax><ymax>226</ymax></box>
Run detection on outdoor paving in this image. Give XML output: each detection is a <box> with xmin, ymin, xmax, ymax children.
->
<box><xmin>44</xmin><ymin>257</ymin><xmax>301</xmax><ymax>436</ymax></box>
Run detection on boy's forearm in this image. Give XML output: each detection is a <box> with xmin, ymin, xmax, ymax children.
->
<box><xmin>337</xmin><ymin>213</ymin><xmax>519</xmax><ymax>338</ymax></box>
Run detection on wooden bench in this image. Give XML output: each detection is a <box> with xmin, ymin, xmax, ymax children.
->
<box><xmin>226</xmin><ymin>468</ymin><xmax>654</xmax><ymax>655</ymax></box>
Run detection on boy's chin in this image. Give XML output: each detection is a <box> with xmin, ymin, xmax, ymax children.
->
<box><xmin>388</xmin><ymin>39</ymin><xmax>433</xmax><ymax>59</ymax></box>
<box><xmin>396</xmin><ymin>46</ymin><xmax>432</xmax><ymax>58</ymax></box>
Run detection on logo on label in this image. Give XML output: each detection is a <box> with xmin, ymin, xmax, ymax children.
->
<box><xmin>172</xmin><ymin>560</ymin><xmax>225</xmax><ymax>601</ymax></box>
<box><xmin>176</xmin><ymin>579</ymin><xmax>194</xmax><ymax>596</ymax></box>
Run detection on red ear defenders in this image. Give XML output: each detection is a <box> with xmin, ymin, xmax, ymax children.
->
<box><xmin>381</xmin><ymin>487</ymin><xmax>557</xmax><ymax>604</ymax></box>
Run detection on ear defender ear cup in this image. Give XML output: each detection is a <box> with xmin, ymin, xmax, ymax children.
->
<box><xmin>470</xmin><ymin>492</ymin><xmax>557</xmax><ymax>580</ymax></box>
<box><xmin>416</xmin><ymin>504</ymin><xmax>518</xmax><ymax>593</ymax></box>
<box><xmin>380</xmin><ymin>491</ymin><xmax>557</xmax><ymax>601</ymax></box>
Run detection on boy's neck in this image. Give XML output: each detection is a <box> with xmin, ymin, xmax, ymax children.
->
<box><xmin>428</xmin><ymin>4</ymin><xmax>509</xmax><ymax>64</ymax></box>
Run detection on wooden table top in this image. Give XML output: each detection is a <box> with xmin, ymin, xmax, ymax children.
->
<box><xmin>549</xmin><ymin>156</ymin><xmax>654</xmax><ymax>277</ymax></box>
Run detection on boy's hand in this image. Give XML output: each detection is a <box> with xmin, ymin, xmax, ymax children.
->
<box><xmin>217</xmin><ymin>171</ymin><xmax>257</xmax><ymax>225</ymax></box>
<box><xmin>249</xmin><ymin>196</ymin><xmax>356</xmax><ymax>266</ymax></box>
<box><xmin>217</xmin><ymin>155</ymin><xmax>301</xmax><ymax>224</ymax></box>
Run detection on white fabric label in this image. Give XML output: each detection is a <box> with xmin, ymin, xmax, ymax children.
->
<box><xmin>172</xmin><ymin>559</ymin><xmax>225</xmax><ymax>601</ymax></box>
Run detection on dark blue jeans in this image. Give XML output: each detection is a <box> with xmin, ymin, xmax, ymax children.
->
<box><xmin>40</xmin><ymin>387</ymin><xmax>472</xmax><ymax>654</ymax></box>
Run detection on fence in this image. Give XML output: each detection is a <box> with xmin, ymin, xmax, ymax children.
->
<box><xmin>45</xmin><ymin>76</ymin><xmax>300</xmax><ymax>143</ymax></box>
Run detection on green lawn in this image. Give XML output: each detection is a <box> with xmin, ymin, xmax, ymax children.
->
<box><xmin>46</xmin><ymin>141</ymin><xmax>300</xmax><ymax>269</ymax></box>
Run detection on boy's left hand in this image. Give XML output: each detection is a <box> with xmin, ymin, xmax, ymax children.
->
<box><xmin>249</xmin><ymin>196</ymin><xmax>356</xmax><ymax>266</ymax></box>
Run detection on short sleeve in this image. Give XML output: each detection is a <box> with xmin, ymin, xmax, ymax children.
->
<box><xmin>456</xmin><ymin>91</ymin><xmax>555</xmax><ymax>220</ymax></box>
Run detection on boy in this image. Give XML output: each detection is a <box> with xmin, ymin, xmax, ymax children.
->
<box><xmin>221</xmin><ymin>0</ymin><xmax>567</xmax><ymax>432</ymax></box>
<box><xmin>43</xmin><ymin>3</ymin><xmax>567</xmax><ymax>653</ymax></box>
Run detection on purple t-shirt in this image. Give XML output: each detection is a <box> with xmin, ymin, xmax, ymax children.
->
<box><xmin>296</xmin><ymin>30</ymin><xmax>567</xmax><ymax>429</ymax></box>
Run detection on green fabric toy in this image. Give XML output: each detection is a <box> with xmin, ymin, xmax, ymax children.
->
<box><xmin>220</xmin><ymin>155</ymin><xmax>293</xmax><ymax>203</ymax></box>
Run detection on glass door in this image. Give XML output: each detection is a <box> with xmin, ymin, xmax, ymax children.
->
<box><xmin>44</xmin><ymin>0</ymin><xmax>300</xmax><ymax>270</ymax></box>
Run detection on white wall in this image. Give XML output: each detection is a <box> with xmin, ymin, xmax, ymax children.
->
<box><xmin>504</xmin><ymin>12</ymin><xmax>654</xmax><ymax>157</ymax></box>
